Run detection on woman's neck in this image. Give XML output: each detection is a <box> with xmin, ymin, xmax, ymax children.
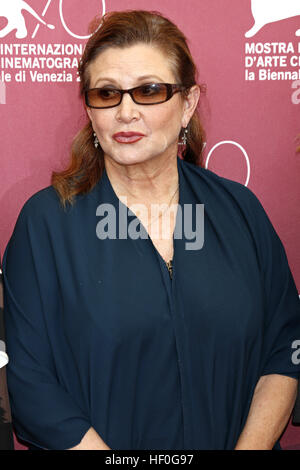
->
<box><xmin>104</xmin><ymin>153</ymin><xmax>179</xmax><ymax>208</ymax></box>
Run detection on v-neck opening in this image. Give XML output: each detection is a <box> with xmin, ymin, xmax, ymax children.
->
<box><xmin>102</xmin><ymin>156</ymin><xmax>183</xmax><ymax>269</ymax></box>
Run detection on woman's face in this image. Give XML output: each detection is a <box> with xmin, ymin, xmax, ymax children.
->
<box><xmin>86</xmin><ymin>43</ymin><xmax>200</xmax><ymax>167</ymax></box>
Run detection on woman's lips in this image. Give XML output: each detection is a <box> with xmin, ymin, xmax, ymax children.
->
<box><xmin>113</xmin><ymin>132</ymin><xmax>145</xmax><ymax>144</ymax></box>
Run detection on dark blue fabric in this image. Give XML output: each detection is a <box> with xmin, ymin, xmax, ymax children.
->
<box><xmin>2</xmin><ymin>156</ymin><xmax>300</xmax><ymax>450</ymax></box>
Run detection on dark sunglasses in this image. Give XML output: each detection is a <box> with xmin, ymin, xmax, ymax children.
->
<box><xmin>85</xmin><ymin>83</ymin><xmax>187</xmax><ymax>109</ymax></box>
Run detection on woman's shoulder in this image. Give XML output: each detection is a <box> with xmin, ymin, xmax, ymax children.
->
<box><xmin>20</xmin><ymin>185</ymin><xmax>61</xmax><ymax>215</ymax></box>
<box><xmin>182</xmin><ymin>160</ymin><xmax>285</xmax><ymax>272</ymax></box>
<box><xmin>12</xmin><ymin>185</ymin><xmax>67</xmax><ymax>235</ymax></box>
<box><xmin>180</xmin><ymin>158</ymin><xmax>264</xmax><ymax>214</ymax></box>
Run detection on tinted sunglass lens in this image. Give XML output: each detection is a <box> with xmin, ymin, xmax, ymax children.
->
<box><xmin>133</xmin><ymin>84</ymin><xmax>168</xmax><ymax>104</ymax></box>
<box><xmin>88</xmin><ymin>89</ymin><xmax>121</xmax><ymax>108</ymax></box>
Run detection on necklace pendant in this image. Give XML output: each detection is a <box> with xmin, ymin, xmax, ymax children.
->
<box><xmin>166</xmin><ymin>259</ymin><xmax>173</xmax><ymax>279</ymax></box>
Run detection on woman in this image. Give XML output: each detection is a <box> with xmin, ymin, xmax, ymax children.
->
<box><xmin>2</xmin><ymin>10</ymin><xmax>300</xmax><ymax>450</ymax></box>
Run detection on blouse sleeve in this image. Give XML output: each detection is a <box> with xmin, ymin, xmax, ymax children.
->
<box><xmin>2</xmin><ymin>199</ymin><xmax>91</xmax><ymax>450</ymax></box>
<box><xmin>247</xmin><ymin>190</ymin><xmax>300</xmax><ymax>379</ymax></box>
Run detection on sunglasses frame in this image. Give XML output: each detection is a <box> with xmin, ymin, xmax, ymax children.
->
<box><xmin>85</xmin><ymin>83</ymin><xmax>187</xmax><ymax>109</ymax></box>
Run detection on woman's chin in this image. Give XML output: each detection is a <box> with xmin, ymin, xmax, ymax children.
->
<box><xmin>104</xmin><ymin>152</ymin><xmax>155</xmax><ymax>167</ymax></box>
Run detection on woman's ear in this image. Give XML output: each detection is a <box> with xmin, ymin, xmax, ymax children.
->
<box><xmin>86</xmin><ymin>107</ymin><xmax>92</xmax><ymax>122</ymax></box>
<box><xmin>182</xmin><ymin>85</ymin><xmax>200</xmax><ymax>128</ymax></box>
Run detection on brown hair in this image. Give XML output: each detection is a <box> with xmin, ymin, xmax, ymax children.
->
<box><xmin>52</xmin><ymin>10</ymin><xmax>206</xmax><ymax>207</ymax></box>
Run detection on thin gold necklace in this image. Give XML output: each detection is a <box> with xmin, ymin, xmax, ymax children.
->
<box><xmin>146</xmin><ymin>184</ymin><xmax>179</xmax><ymax>230</ymax></box>
<box><xmin>146</xmin><ymin>185</ymin><xmax>179</xmax><ymax>280</ymax></box>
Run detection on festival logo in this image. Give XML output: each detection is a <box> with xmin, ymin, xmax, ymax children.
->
<box><xmin>0</xmin><ymin>0</ymin><xmax>55</xmax><ymax>39</ymax></box>
<box><xmin>0</xmin><ymin>0</ymin><xmax>107</xmax><ymax>91</ymax></box>
<box><xmin>0</xmin><ymin>0</ymin><xmax>106</xmax><ymax>40</ymax></box>
<box><xmin>245</xmin><ymin>0</ymin><xmax>300</xmax><ymax>38</ymax></box>
<box><xmin>244</xmin><ymin>0</ymin><xmax>300</xmax><ymax>84</ymax></box>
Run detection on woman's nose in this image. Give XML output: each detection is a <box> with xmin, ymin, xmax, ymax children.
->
<box><xmin>115</xmin><ymin>92</ymin><xmax>140</xmax><ymax>122</ymax></box>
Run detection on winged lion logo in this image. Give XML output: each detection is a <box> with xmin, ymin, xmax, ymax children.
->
<box><xmin>245</xmin><ymin>0</ymin><xmax>300</xmax><ymax>37</ymax></box>
<box><xmin>0</xmin><ymin>0</ymin><xmax>55</xmax><ymax>39</ymax></box>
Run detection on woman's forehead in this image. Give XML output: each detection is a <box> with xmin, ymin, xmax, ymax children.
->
<box><xmin>88</xmin><ymin>44</ymin><xmax>176</xmax><ymax>85</ymax></box>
